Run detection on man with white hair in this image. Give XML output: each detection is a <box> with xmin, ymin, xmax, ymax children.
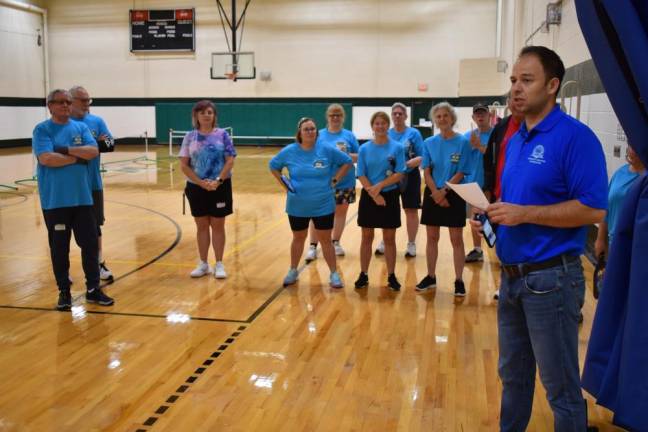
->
<box><xmin>70</xmin><ymin>85</ymin><xmax>115</xmax><ymax>282</ymax></box>
<box><xmin>33</xmin><ymin>89</ymin><xmax>115</xmax><ymax>310</ymax></box>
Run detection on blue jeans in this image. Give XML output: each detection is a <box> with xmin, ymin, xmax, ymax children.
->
<box><xmin>498</xmin><ymin>258</ymin><xmax>586</xmax><ymax>432</ymax></box>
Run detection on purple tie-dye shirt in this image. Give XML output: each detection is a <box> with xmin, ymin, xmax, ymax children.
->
<box><xmin>179</xmin><ymin>128</ymin><xmax>236</xmax><ymax>182</ymax></box>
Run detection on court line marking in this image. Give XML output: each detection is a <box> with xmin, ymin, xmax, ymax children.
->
<box><xmin>0</xmin><ymin>305</ymin><xmax>248</xmax><ymax>324</ymax></box>
<box><xmin>134</xmin><ymin>209</ymin><xmax>358</xmax><ymax>430</ymax></box>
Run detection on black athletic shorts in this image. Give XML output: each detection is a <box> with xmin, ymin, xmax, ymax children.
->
<box><xmin>400</xmin><ymin>170</ymin><xmax>421</xmax><ymax>209</ymax></box>
<box><xmin>288</xmin><ymin>213</ymin><xmax>334</xmax><ymax>231</ymax></box>
<box><xmin>420</xmin><ymin>187</ymin><xmax>466</xmax><ymax>227</ymax></box>
<box><xmin>357</xmin><ymin>188</ymin><xmax>401</xmax><ymax>229</ymax></box>
<box><xmin>185</xmin><ymin>179</ymin><xmax>234</xmax><ymax>218</ymax></box>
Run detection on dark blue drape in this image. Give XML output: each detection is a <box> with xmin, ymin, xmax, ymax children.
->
<box><xmin>576</xmin><ymin>1</ymin><xmax>648</xmax><ymax>430</ymax></box>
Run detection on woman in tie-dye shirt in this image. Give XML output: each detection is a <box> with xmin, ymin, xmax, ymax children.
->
<box><xmin>179</xmin><ymin>100</ymin><xmax>236</xmax><ymax>279</ymax></box>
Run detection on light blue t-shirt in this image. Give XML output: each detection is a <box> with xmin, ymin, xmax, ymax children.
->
<box><xmin>356</xmin><ymin>139</ymin><xmax>406</xmax><ymax>192</ymax></box>
<box><xmin>269</xmin><ymin>142</ymin><xmax>352</xmax><ymax>217</ymax></box>
<box><xmin>388</xmin><ymin>127</ymin><xmax>424</xmax><ymax>173</ymax></box>
<box><xmin>72</xmin><ymin>113</ymin><xmax>112</xmax><ymax>191</ymax></box>
<box><xmin>421</xmin><ymin>133</ymin><xmax>471</xmax><ymax>188</ymax></box>
<box><xmin>32</xmin><ymin>119</ymin><xmax>97</xmax><ymax>210</ymax></box>
<box><xmin>606</xmin><ymin>164</ymin><xmax>640</xmax><ymax>245</ymax></box>
<box><xmin>179</xmin><ymin>129</ymin><xmax>236</xmax><ymax>183</ymax></box>
<box><xmin>318</xmin><ymin>128</ymin><xmax>359</xmax><ymax>190</ymax></box>
<box><xmin>463</xmin><ymin>128</ymin><xmax>493</xmax><ymax>187</ymax></box>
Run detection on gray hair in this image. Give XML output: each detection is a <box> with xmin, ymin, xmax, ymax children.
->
<box><xmin>46</xmin><ymin>89</ymin><xmax>71</xmax><ymax>104</ymax></box>
<box><xmin>391</xmin><ymin>102</ymin><xmax>407</xmax><ymax>113</ymax></box>
<box><xmin>429</xmin><ymin>101</ymin><xmax>457</xmax><ymax>126</ymax></box>
<box><xmin>69</xmin><ymin>85</ymin><xmax>87</xmax><ymax>97</ymax></box>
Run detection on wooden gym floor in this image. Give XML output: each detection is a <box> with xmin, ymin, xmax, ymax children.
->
<box><xmin>0</xmin><ymin>145</ymin><xmax>622</xmax><ymax>431</ymax></box>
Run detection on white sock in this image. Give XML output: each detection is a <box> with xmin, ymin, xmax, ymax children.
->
<box><xmin>474</xmin><ymin>247</ymin><xmax>482</xmax><ymax>253</ymax></box>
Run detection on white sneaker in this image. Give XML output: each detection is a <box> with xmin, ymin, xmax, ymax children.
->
<box><xmin>405</xmin><ymin>242</ymin><xmax>416</xmax><ymax>258</ymax></box>
<box><xmin>333</xmin><ymin>241</ymin><xmax>345</xmax><ymax>256</ymax></box>
<box><xmin>305</xmin><ymin>245</ymin><xmax>318</xmax><ymax>262</ymax></box>
<box><xmin>99</xmin><ymin>261</ymin><xmax>113</xmax><ymax>281</ymax></box>
<box><xmin>213</xmin><ymin>262</ymin><xmax>227</xmax><ymax>279</ymax></box>
<box><xmin>374</xmin><ymin>240</ymin><xmax>385</xmax><ymax>255</ymax></box>
<box><xmin>190</xmin><ymin>261</ymin><xmax>210</xmax><ymax>278</ymax></box>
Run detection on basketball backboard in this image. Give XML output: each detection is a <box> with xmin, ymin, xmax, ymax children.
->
<box><xmin>210</xmin><ymin>51</ymin><xmax>255</xmax><ymax>80</ymax></box>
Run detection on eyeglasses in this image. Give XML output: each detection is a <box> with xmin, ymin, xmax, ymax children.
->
<box><xmin>302</xmin><ymin>127</ymin><xmax>317</xmax><ymax>132</ymax></box>
<box><xmin>392</xmin><ymin>112</ymin><xmax>405</xmax><ymax>116</ymax></box>
<box><xmin>50</xmin><ymin>100</ymin><xmax>72</xmax><ymax>105</ymax></box>
<box><xmin>74</xmin><ymin>98</ymin><xmax>93</xmax><ymax>104</ymax></box>
<box><xmin>328</xmin><ymin>113</ymin><xmax>343</xmax><ymax>118</ymax></box>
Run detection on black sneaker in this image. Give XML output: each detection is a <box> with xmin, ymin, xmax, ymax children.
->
<box><xmin>415</xmin><ymin>275</ymin><xmax>437</xmax><ymax>292</ymax></box>
<box><xmin>387</xmin><ymin>274</ymin><xmax>401</xmax><ymax>292</ymax></box>
<box><xmin>354</xmin><ymin>272</ymin><xmax>369</xmax><ymax>289</ymax></box>
<box><xmin>465</xmin><ymin>249</ymin><xmax>484</xmax><ymax>263</ymax></box>
<box><xmin>454</xmin><ymin>280</ymin><xmax>466</xmax><ymax>297</ymax></box>
<box><xmin>57</xmin><ymin>291</ymin><xmax>72</xmax><ymax>311</ymax></box>
<box><xmin>86</xmin><ymin>288</ymin><xmax>115</xmax><ymax>306</ymax></box>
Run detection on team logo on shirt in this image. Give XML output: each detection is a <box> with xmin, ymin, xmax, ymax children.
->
<box><xmin>528</xmin><ymin>145</ymin><xmax>546</xmax><ymax>164</ymax></box>
<box><xmin>336</xmin><ymin>141</ymin><xmax>347</xmax><ymax>153</ymax></box>
<box><xmin>450</xmin><ymin>153</ymin><xmax>461</xmax><ymax>164</ymax></box>
<box><xmin>313</xmin><ymin>159</ymin><xmax>328</xmax><ymax>169</ymax></box>
<box><xmin>73</xmin><ymin>135</ymin><xmax>83</xmax><ymax>146</ymax></box>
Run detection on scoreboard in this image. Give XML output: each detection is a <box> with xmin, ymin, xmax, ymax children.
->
<box><xmin>130</xmin><ymin>9</ymin><xmax>195</xmax><ymax>52</ymax></box>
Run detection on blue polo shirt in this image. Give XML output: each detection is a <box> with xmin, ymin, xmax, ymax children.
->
<box><xmin>72</xmin><ymin>113</ymin><xmax>112</xmax><ymax>191</ymax></box>
<box><xmin>388</xmin><ymin>127</ymin><xmax>424</xmax><ymax>173</ymax></box>
<box><xmin>32</xmin><ymin>119</ymin><xmax>97</xmax><ymax>210</ymax></box>
<box><xmin>318</xmin><ymin>128</ymin><xmax>359</xmax><ymax>190</ymax></box>
<box><xmin>269</xmin><ymin>142</ymin><xmax>352</xmax><ymax>217</ymax></box>
<box><xmin>421</xmin><ymin>133</ymin><xmax>471</xmax><ymax>188</ymax></box>
<box><xmin>356</xmin><ymin>139</ymin><xmax>406</xmax><ymax>192</ymax></box>
<box><xmin>463</xmin><ymin>128</ymin><xmax>493</xmax><ymax>187</ymax></box>
<box><xmin>496</xmin><ymin>106</ymin><xmax>608</xmax><ymax>264</ymax></box>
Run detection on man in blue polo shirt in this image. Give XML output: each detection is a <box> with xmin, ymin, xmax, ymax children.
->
<box><xmin>473</xmin><ymin>47</ymin><xmax>607</xmax><ymax>431</ymax></box>
<box><xmin>70</xmin><ymin>85</ymin><xmax>115</xmax><ymax>282</ymax></box>
<box><xmin>33</xmin><ymin>89</ymin><xmax>115</xmax><ymax>311</ymax></box>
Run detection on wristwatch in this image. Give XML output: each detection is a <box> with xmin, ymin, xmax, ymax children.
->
<box><xmin>332</xmin><ymin>178</ymin><xmax>338</xmax><ymax>186</ymax></box>
<box><xmin>215</xmin><ymin>176</ymin><xmax>224</xmax><ymax>184</ymax></box>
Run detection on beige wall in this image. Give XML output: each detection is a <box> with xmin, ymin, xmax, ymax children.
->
<box><xmin>500</xmin><ymin>0</ymin><xmax>591</xmax><ymax>68</ymax></box>
<box><xmin>42</xmin><ymin>0</ymin><xmax>498</xmax><ymax>98</ymax></box>
<box><xmin>0</xmin><ymin>1</ymin><xmax>46</xmax><ymax>97</ymax></box>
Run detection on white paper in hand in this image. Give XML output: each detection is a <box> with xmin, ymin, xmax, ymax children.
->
<box><xmin>445</xmin><ymin>182</ymin><xmax>490</xmax><ymax>210</ymax></box>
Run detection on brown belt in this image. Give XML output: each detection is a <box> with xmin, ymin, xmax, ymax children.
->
<box><xmin>501</xmin><ymin>255</ymin><xmax>579</xmax><ymax>279</ymax></box>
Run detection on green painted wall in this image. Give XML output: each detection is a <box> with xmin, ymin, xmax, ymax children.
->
<box><xmin>156</xmin><ymin>102</ymin><xmax>353</xmax><ymax>144</ymax></box>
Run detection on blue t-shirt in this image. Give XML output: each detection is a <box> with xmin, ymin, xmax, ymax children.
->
<box><xmin>606</xmin><ymin>164</ymin><xmax>640</xmax><ymax>245</ymax></box>
<box><xmin>318</xmin><ymin>128</ymin><xmax>359</xmax><ymax>190</ymax></box>
<box><xmin>72</xmin><ymin>113</ymin><xmax>112</xmax><ymax>191</ymax></box>
<box><xmin>179</xmin><ymin>129</ymin><xmax>236</xmax><ymax>183</ymax></box>
<box><xmin>356</xmin><ymin>139</ymin><xmax>406</xmax><ymax>192</ymax></box>
<box><xmin>497</xmin><ymin>106</ymin><xmax>608</xmax><ymax>264</ymax></box>
<box><xmin>32</xmin><ymin>119</ymin><xmax>97</xmax><ymax>210</ymax></box>
<box><xmin>421</xmin><ymin>133</ymin><xmax>471</xmax><ymax>188</ymax></box>
<box><xmin>269</xmin><ymin>142</ymin><xmax>352</xmax><ymax>217</ymax></box>
<box><xmin>388</xmin><ymin>127</ymin><xmax>424</xmax><ymax>173</ymax></box>
<box><xmin>462</xmin><ymin>128</ymin><xmax>493</xmax><ymax>187</ymax></box>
